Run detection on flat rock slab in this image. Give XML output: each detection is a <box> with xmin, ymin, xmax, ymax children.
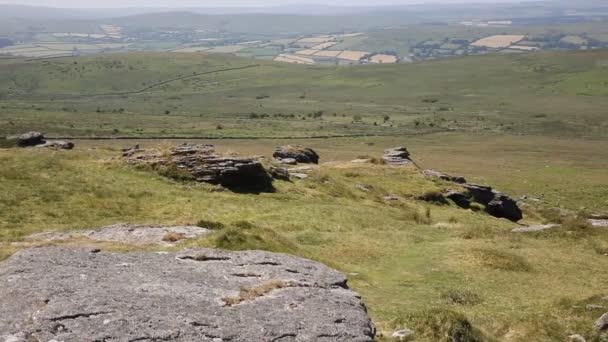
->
<box><xmin>590</xmin><ymin>219</ymin><xmax>608</xmax><ymax>228</ymax></box>
<box><xmin>0</xmin><ymin>247</ymin><xmax>375</xmax><ymax>342</ymax></box>
<box><xmin>25</xmin><ymin>224</ymin><xmax>211</xmax><ymax>246</ymax></box>
<box><xmin>512</xmin><ymin>224</ymin><xmax>559</xmax><ymax>233</ymax></box>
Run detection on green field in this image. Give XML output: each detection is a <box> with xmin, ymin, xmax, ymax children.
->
<box><xmin>1</xmin><ymin>48</ymin><xmax>608</xmax><ymax>341</ymax></box>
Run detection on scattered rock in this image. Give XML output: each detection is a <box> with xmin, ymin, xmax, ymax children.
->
<box><xmin>25</xmin><ymin>224</ymin><xmax>211</xmax><ymax>246</ymax></box>
<box><xmin>351</xmin><ymin>159</ymin><xmax>371</xmax><ymax>164</ymax></box>
<box><xmin>595</xmin><ymin>313</ymin><xmax>608</xmax><ymax>331</ymax></box>
<box><xmin>464</xmin><ymin>184</ymin><xmax>522</xmax><ymax>222</ymax></box>
<box><xmin>587</xmin><ymin>304</ymin><xmax>605</xmax><ymax>310</ymax></box>
<box><xmin>391</xmin><ymin>328</ymin><xmax>415</xmax><ymax>341</ymax></box>
<box><xmin>121</xmin><ymin>144</ymin><xmax>143</xmax><ymax>157</ymax></box>
<box><xmin>291</xmin><ymin>173</ymin><xmax>308</xmax><ymax>180</ymax></box>
<box><xmin>10</xmin><ymin>131</ymin><xmax>75</xmax><ymax>150</ymax></box>
<box><xmin>270</xmin><ymin>167</ymin><xmax>290</xmax><ymax>181</ymax></box>
<box><xmin>15</xmin><ymin>131</ymin><xmax>44</xmax><ymax>147</ymax></box>
<box><xmin>512</xmin><ymin>224</ymin><xmax>559</xmax><ymax>233</ymax></box>
<box><xmin>383</xmin><ymin>147</ymin><xmax>413</xmax><ymax>166</ymax></box>
<box><xmin>423</xmin><ymin>169</ymin><xmax>466</xmax><ymax>184</ymax></box>
<box><xmin>124</xmin><ymin>143</ymin><xmax>273</xmax><ymax>192</ymax></box>
<box><xmin>356</xmin><ymin>184</ymin><xmax>371</xmax><ymax>192</ymax></box>
<box><xmin>383</xmin><ymin>195</ymin><xmax>401</xmax><ymax>201</ymax></box>
<box><xmin>0</xmin><ymin>247</ymin><xmax>375</xmax><ymax>341</ymax></box>
<box><xmin>273</xmin><ymin>145</ymin><xmax>320</xmax><ymax>164</ymax></box>
<box><xmin>445</xmin><ymin>191</ymin><xmax>471</xmax><ymax>209</ymax></box>
<box><xmin>277</xmin><ymin>158</ymin><xmax>298</xmax><ymax>165</ymax></box>
<box><xmin>568</xmin><ymin>334</ymin><xmax>587</xmax><ymax>342</ymax></box>
<box><xmin>589</xmin><ymin>219</ymin><xmax>608</xmax><ymax>228</ymax></box>
<box><xmin>36</xmin><ymin>140</ymin><xmax>74</xmax><ymax>150</ymax></box>
<box><xmin>289</xmin><ymin>165</ymin><xmax>318</xmax><ymax>172</ymax></box>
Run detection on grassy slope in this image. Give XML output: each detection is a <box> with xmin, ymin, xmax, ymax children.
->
<box><xmin>0</xmin><ymin>143</ymin><xmax>607</xmax><ymax>342</ymax></box>
<box><xmin>0</xmin><ymin>49</ymin><xmax>607</xmax><ymax>139</ymax></box>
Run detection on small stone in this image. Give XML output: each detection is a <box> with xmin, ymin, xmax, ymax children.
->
<box><xmin>568</xmin><ymin>334</ymin><xmax>586</xmax><ymax>342</ymax></box>
<box><xmin>356</xmin><ymin>184</ymin><xmax>370</xmax><ymax>192</ymax></box>
<box><xmin>277</xmin><ymin>158</ymin><xmax>298</xmax><ymax>165</ymax></box>
<box><xmin>383</xmin><ymin>196</ymin><xmax>401</xmax><ymax>201</ymax></box>
<box><xmin>16</xmin><ymin>131</ymin><xmax>44</xmax><ymax>147</ymax></box>
<box><xmin>290</xmin><ymin>173</ymin><xmax>308</xmax><ymax>180</ymax></box>
<box><xmin>587</xmin><ymin>304</ymin><xmax>605</xmax><ymax>310</ymax></box>
<box><xmin>351</xmin><ymin>159</ymin><xmax>371</xmax><ymax>164</ymax></box>
<box><xmin>512</xmin><ymin>224</ymin><xmax>559</xmax><ymax>233</ymax></box>
<box><xmin>270</xmin><ymin>167</ymin><xmax>290</xmax><ymax>181</ymax></box>
<box><xmin>392</xmin><ymin>328</ymin><xmax>415</xmax><ymax>341</ymax></box>
<box><xmin>595</xmin><ymin>312</ymin><xmax>608</xmax><ymax>331</ymax></box>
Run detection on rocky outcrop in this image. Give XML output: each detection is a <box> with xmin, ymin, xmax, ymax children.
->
<box><xmin>423</xmin><ymin>169</ymin><xmax>466</xmax><ymax>184</ymax></box>
<box><xmin>16</xmin><ymin>131</ymin><xmax>44</xmax><ymax>147</ymax></box>
<box><xmin>125</xmin><ymin>144</ymin><xmax>273</xmax><ymax>192</ymax></box>
<box><xmin>383</xmin><ymin>147</ymin><xmax>413</xmax><ymax>166</ymax></box>
<box><xmin>25</xmin><ymin>224</ymin><xmax>211</xmax><ymax>246</ymax></box>
<box><xmin>11</xmin><ymin>131</ymin><xmax>74</xmax><ymax>150</ymax></box>
<box><xmin>273</xmin><ymin>145</ymin><xmax>320</xmax><ymax>164</ymax></box>
<box><xmin>0</xmin><ymin>247</ymin><xmax>376</xmax><ymax>342</ymax></box>
<box><xmin>462</xmin><ymin>184</ymin><xmax>523</xmax><ymax>222</ymax></box>
<box><xmin>36</xmin><ymin>140</ymin><xmax>74</xmax><ymax>150</ymax></box>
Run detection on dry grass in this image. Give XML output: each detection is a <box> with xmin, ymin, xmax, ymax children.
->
<box><xmin>222</xmin><ymin>279</ymin><xmax>288</xmax><ymax>306</ymax></box>
<box><xmin>161</xmin><ymin>231</ymin><xmax>186</xmax><ymax>242</ymax></box>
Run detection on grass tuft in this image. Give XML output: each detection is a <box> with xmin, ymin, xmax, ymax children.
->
<box><xmin>469</xmin><ymin>248</ymin><xmax>532</xmax><ymax>272</ymax></box>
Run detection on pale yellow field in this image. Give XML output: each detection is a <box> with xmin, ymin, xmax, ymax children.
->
<box><xmin>311</xmin><ymin>41</ymin><xmax>338</xmax><ymax>50</ymax></box>
<box><xmin>370</xmin><ymin>54</ymin><xmax>398</xmax><ymax>63</ymax></box>
<box><xmin>274</xmin><ymin>54</ymin><xmax>315</xmax><ymax>65</ymax></box>
<box><xmin>295</xmin><ymin>49</ymin><xmax>320</xmax><ymax>56</ymax></box>
<box><xmin>471</xmin><ymin>35</ymin><xmax>525</xmax><ymax>49</ymax></box>
<box><xmin>337</xmin><ymin>50</ymin><xmax>369</xmax><ymax>61</ymax></box>
<box><xmin>171</xmin><ymin>47</ymin><xmax>211</xmax><ymax>53</ymax></box>
<box><xmin>208</xmin><ymin>45</ymin><xmax>245</xmax><ymax>53</ymax></box>
<box><xmin>313</xmin><ymin>50</ymin><xmax>343</xmax><ymax>57</ymax></box>
<box><xmin>297</xmin><ymin>37</ymin><xmax>333</xmax><ymax>44</ymax></box>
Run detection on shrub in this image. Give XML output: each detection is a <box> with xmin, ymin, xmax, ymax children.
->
<box><xmin>470</xmin><ymin>248</ymin><xmax>532</xmax><ymax>272</ymax></box>
<box><xmin>162</xmin><ymin>232</ymin><xmax>186</xmax><ymax>242</ymax></box>
<box><xmin>407</xmin><ymin>308</ymin><xmax>487</xmax><ymax>342</ymax></box>
<box><xmin>196</xmin><ymin>220</ymin><xmax>225</xmax><ymax>230</ymax></box>
<box><xmin>441</xmin><ymin>289</ymin><xmax>483</xmax><ymax>306</ymax></box>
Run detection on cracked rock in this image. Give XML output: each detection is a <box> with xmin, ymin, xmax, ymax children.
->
<box><xmin>0</xmin><ymin>247</ymin><xmax>375</xmax><ymax>342</ymax></box>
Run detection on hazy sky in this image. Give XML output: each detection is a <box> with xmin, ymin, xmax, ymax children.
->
<box><xmin>0</xmin><ymin>0</ymin><xmax>534</xmax><ymax>8</ymax></box>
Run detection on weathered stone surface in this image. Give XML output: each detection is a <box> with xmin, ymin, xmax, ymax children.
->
<box><xmin>512</xmin><ymin>224</ymin><xmax>559</xmax><ymax>233</ymax></box>
<box><xmin>383</xmin><ymin>147</ymin><xmax>413</xmax><ymax>166</ymax></box>
<box><xmin>273</xmin><ymin>145</ymin><xmax>320</xmax><ymax>164</ymax></box>
<box><xmin>596</xmin><ymin>312</ymin><xmax>608</xmax><ymax>331</ymax></box>
<box><xmin>290</xmin><ymin>173</ymin><xmax>308</xmax><ymax>180</ymax></box>
<box><xmin>590</xmin><ymin>219</ymin><xmax>608</xmax><ymax>228</ymax></box>
<box><xmin>568</xmin><ymin>334</ymin><xmax>587</xmax><ymax>342</ymax></box>
<box><xmin>36</xmin><ymin>140</ymin><xmax>74</xmax><ymax>150</ymax></box>
<box><xmin>15</xmin><ymin>131</ymin><xmax>44</xmax><ymax>147</ymax></box>
<box><xmin>270</xmin><ymin>167</ymin><xmax>291</xmax><ymax>181</ymax></box>
<box><xmin>0</xmin><ymin>247</ymin><xmax>376</xmax><ymax>342</ymax></box>
<box><xmin>464</xmin><ymin>184</ymin><xmax>523</xmax><ymax>222</ymax></box>
<box><xmin>391</xmin><ymin>328</ymin><xmax>415</xmax><ymax>341</ymax></box>
<box><xmin>25</xmin><ymin>224</ymin><xmax>211</xmax><ymax>246</ymax></box>
<box><xmin>277</xmin><ymin>158</ymin><xmax>298</xmax><ymax>165</ymax></box>
<box><xmin>446</xmin><ymin>191</ymin><xmax>471</xmax><ymax>209</ymax></box>
<box><xmin>423</xmin><ymin>169</ymin><xmax>466</xmax><ymax>184</ymax></box>
<box><xmin>125</xmin><ymin>144</ymin><xmax>273</xmax><ymax>192</ymax></box>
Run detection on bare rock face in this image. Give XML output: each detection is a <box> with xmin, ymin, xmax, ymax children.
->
<box><xmin>383</xmin><ymin>147</ymin><xmax>413</xmax><ymax>166</ymax></box>
<box><xmin>273</xmin><ymin>145</ymin><xmax>320</xmax><ymax>164</ymax></box>
<box><xmin>463</xmin><ymin>184</ymin><xmax>523</xmax><ymax>222</ymax></box>
<box><xmin>11</xmin><ymin>131</ymin><xmax>74</xmax><ymax>150</ymax></box>
<box><xmin>16</xmin><ymin>131</ymin><xmax>45</xmax><ymax>147</ymax></box>
<box><xmin>0</xmin><ymin>247</ymin><xmax>376</xmax><ymax>342</ymax></box>
<box><xmin>25</xmin><ymin>223</ymin><xmax>211</xmax><ymax>246</ymax></box>
<box><xmin>423</xmin><ymin>169</ymin><xmax>466</xmax><ymax>184</ymax></box>
<box><xmin>125</xmin><ymin>144</ymin><xmax>273</xmax><ymax>192</ymax></box>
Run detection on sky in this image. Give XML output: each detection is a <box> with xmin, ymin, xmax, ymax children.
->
<box><xmin>0</xmin><ymin>0</ymin><xmax>535</xmax><ymax>8</ymax></box>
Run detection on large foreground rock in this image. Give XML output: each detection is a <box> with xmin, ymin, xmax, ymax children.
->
<box><xmin>273</xmin><ymin>145</ymin><xmax>320</xmax><ymax>164</ymax></box>
<box><xmin>125</xmin><ymin>144</ymin><xmax>273</xmax><ymax>192</ymax></box>
<box><xmin>0</xmin><ymin>247</ymin><xmax>375</xmax><ymax>342</ymax></box>
<box><xmin>25</xmin><ymin>223</ymin><xmax>211</xmax><ymax>246</ymax></box>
